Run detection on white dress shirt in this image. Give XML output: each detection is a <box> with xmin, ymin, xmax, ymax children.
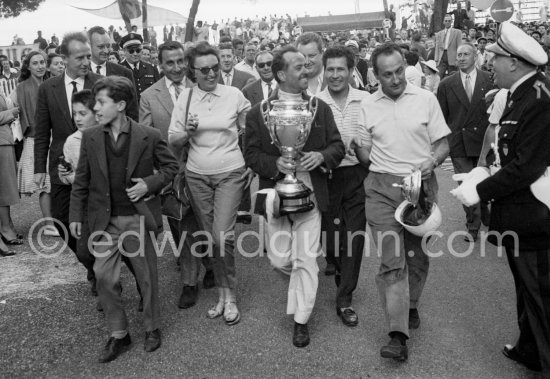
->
<box><xmin>222</xmin><ymin>69</ymin><xmax>234</xmax><ymax>86</ymax></box>
<box><xmin>261</xmin><ymin>80</ymin><xmax>276</xmax><ymax>100</ymax></box>
<box><xmin>90</xmin><ymin>62</ymin><xmax>106</xmax><ymax>76</ymax></box>
<box><xmin>165</xmin><ymin>76</ymin><xmax>186</xmax><ymax>104</ymax></box>
<box><xmin>64</xmin><ymin>73</ymin><xmax>85</xmax><ymax>116</ymax></box>
<box><xmin>460</xmin><ymin>68</ymin><xmax>477</xmax><ymax>99</ymax></box>
<box><xmin>444</xmin><ymin>27</ymin><xmax>451</xmax><ymax>50</ymax></box>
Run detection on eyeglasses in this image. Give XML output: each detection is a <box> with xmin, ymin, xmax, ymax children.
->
<box><xmin>257</xmin><ymin>61</ymin><xmax>273</xmax><ymax>69</ymax></box>
<box><xmin>127</xmin><ymin>48</ymin><xmax>142</xmax><ymax>54</ymax></box>
<box><xmin>194</xmin><ymin>64</ymin><xmax>220</xmax><ymax>75</ymax></box>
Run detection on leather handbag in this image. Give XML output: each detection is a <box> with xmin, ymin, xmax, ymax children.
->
<box><xmin>161</xmin><ymin>88</ymin><xmax>193</xmax><ymax>220</ymax></box>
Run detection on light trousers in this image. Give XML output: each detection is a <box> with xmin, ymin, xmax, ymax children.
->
<box><xmin>264</xmin><ymin>172</ymin><xmax>322</xmax><ymax>324</ymax></box>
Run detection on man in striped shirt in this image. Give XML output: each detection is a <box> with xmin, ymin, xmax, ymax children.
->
<box><xmin>317</xmin><ymin>46</ymin><xmax>370</xmax><ymax>327</ymax></box>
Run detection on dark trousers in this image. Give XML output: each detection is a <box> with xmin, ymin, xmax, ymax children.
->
<box><xmin>437</xmin><ymin>50</ymin><xmax>457</xmax><ymax>79</ymax></box>
<box><xmin>451</xmin><ymin>157</ymin><xmax>490</xmax><ymax>230</ymax></box>
<box><xmin>52</xmin><ymin>184</ymin><xmax>141</xmax><ymax>295</ymax></box>
<box><xmin>506</xmin><ymin>247</ymin><xmax>550</xmax><ymax>376</ymax></box>
<box><xmin>321</xmin><ymin>165</ymin><xmax>368</xmax><ymax>308</ymax></box>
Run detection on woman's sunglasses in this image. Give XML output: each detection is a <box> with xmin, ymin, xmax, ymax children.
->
<box><xmin>194</xmin><ymin>64</ymin><xmax>220</xmax><ymax>75</ymax></box>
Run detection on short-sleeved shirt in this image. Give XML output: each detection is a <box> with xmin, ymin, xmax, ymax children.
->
<box><xmin>359</xmin><ymin>83</ymin><xmax>450</xmax><ymax>176</ymax></box>
<box><xmin>487</xmin><ymin>88</ymin><xmax>509</xmax><ymax>125</ymax></box>
<box><xmin>168</xmin><ymin>84</ymin><xmax>251</xmax><ymax>175</ymax></box>
<box><xmin>317</xmin><ymin>86</ymin><xmax>370</xmax><ymax>167</ymax></box>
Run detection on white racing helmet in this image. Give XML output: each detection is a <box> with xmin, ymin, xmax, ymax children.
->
<box><xmin>395</xmin><ymin>200</ymin><xmax>442</xmax><ymax>237</ymax></box>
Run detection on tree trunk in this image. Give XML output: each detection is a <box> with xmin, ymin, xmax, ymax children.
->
<box><xmin>184</xmin><ymin>0</ymin><xmax>200</xmax><ymax>43</ymax></box>
<box><xmin>431</xmin><ymin>0</ymin><xmax>449</xmax><ymax>35</ymax></box>
<box><xmin>142</xmin><ymin>0</ymin><xmax>149</xmax><ymax>43</ymax></box>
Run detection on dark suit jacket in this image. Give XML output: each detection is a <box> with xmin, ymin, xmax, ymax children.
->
<box><xmin>218</xmin><ymin>69</ymin><xmax>255</xmax><ymax>91</ymax></box>
<box><xmin>242</xmin><ymin>79</ymin><xmax>265</xmax><ymax>107</ymax></box>
<box><xmin>103</xmin><ymin>62</ymin><xmax>139</xmax><ymax>121</ymax></box>
<box><xmin>34</xmin><ymin>72</ymin><xmax>102</xmax><ymax>185</ymax></box>
<box><xmin>69</xmin><ymin>119</ymin><xmax>178</xmax><ymax>233</ymax></box>
<box><xmin>121</xmin><ymin>60</ymin><xmax>160</xmax><ymax>100</ymax></box>
<box><xmin>437</xmin><ymin>69</ymin><xmax>493</xmax><ymax>158</ymax></box>
<box><xmin>477</xmin><ymin>73</ymin><xmax>550</xmax><ymax>250</ymax></box>
<box><xmin>356</xmin><ymin>59</ymin><xmax>370</xmax><ymax>87</ymax></box>
<box><xmin>244</xmin><ymin>90</ymin><xmax>345</xmax><ymax>214</ymax></box>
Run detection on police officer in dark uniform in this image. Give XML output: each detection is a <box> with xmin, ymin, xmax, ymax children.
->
<box><xmin>452</xmin><ymin>22</ymin><xmax>550</xmax><ymax>376</ymax></box>
<box><xmin>119</xmin><ymin>33</ymin><xmax>160</xmax><ymax>101</ymax></box>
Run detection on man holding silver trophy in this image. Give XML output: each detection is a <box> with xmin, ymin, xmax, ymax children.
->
<box><xmin>353</xmin><ymin>43</ymin><xmax>450</xmax><ymax>361</ymax></box>
<box><xmin>244</xmin><ymin>45</ymin><xmax>345</xmax><ymax>348</ymax></box>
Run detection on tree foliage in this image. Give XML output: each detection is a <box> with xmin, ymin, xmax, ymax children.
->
<box><xmin>431</xmin><ymin>0</ymin><xmax>449</xmax><ymax>34</ymax></box>
<box><xmin>0</xmin><ymin>0</ymin><xmax>45</xmax><ymax>18</ymax></box>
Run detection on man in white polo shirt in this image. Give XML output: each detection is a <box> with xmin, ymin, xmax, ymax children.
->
<box><xmin>354</xmin><ymin>43</ymin><xmax>450</xmax><ymax>361</ymax></box>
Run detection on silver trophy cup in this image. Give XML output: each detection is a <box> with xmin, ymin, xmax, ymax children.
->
<box><xmin>261</xmin><ymin>98</ymin><xmax>318</xmax><ymax>215</ymax></box>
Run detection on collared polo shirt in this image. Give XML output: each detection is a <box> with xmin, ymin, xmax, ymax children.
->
<box><xmin>358</xmin><ymin>83</ymin><xmax>450</xmax><ymax>176</ymax></box>
<box><xmin>317</xmin><ymin>85</ymin><xmax>370</xmax><ymax>167</ymax></box>
<box><xmin>168</xmin><ymin>84</ymin><xmax>251</xmax><ymax>175</ymax></box>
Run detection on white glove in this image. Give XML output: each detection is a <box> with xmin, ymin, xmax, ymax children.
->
<box><xmin>452</xmin><ymin>167</ymin><xmax>490</xmax><ymax>183</ymax></box>
<box><xmin>450</xmin><ymin>180</ymin><xmax>481</xmax><ymax>207</ymax></box>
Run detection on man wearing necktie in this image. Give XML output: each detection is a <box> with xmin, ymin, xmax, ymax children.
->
<box><xmin>119</xmin><ymin>33</ymin><xmax>160</xmax><ymax>102</ymax></box>
<box><xmin>34</xmin><ymin>31</ymin><xmax>102</xmax><ymax>288</ymax></box>
<box><xmin>87</xmin><ymin>26</ymin><xmax>138</xmax><ymax>121</ymax></box>
<box><xmin>217</xmin><ymin>42</ymin><xmax>255</xmax><ymax>91</ymax></box>
<box><xmin>437</xmin><ymin>42</ymin><xmax>493</xmax><ymax>241</ymax></box>
<box><xmin>139</xmin><ymin>41</ymin><xmax>214</xmax><ymax>309</ymax></box>
<box><xmin>435</xmin><ymin>14</ymin><xmax>462</xmax><ymax>78</ymax></box>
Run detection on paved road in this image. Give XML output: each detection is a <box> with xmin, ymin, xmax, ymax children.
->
<box><xmin>0</xmin><ymin>169</ymin><xmax>538</xmax><ymax>378</ymax></box>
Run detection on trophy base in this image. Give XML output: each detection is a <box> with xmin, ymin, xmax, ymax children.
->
<box><xmin>275</xmin><ymin>181</ymin><xmax>315</xmax><ymax>215</ymax></box>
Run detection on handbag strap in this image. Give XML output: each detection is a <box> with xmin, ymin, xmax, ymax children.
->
<box><xmin>184</xmin><ymin>88</ymin><xmax>193</xmax><ymax>125</ymax></box>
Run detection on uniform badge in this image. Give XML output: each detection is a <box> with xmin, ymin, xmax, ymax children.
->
<box><xmin>502</xmin><ymin>143</ymin><xmax>508</xmax><ymax>156</ymax></box>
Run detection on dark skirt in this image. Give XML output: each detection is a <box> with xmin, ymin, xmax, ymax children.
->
<box><xmin>0</xmin><ymin>144</ymin><xmax>19</xmax><ymax>206</ymax></box>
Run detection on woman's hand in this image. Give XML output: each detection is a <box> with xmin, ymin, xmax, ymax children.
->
<box><xmin>186</xmin><ymin>113</ymin><xmax>199</xmax><ymax>135</ymax></box>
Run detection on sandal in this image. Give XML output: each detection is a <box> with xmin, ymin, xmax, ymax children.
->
<box><xmin>223</xmin><ymin>301</ymin><xmax>241</xmax><ymax>326</ymax></box>
<box><xmin>1</xmin><ymin>234</ymin><xmax>23</xmax><ymax>246</ymax></box>
<box><xmin>207</xmin><ymin>300</ymin><xmax>225</xmax><ymax>319</ymax></box>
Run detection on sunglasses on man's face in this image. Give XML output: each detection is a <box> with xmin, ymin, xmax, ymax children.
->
<box><xmin>127</xmin><ymin>48</ymin><xmax>142</xmax><ymax>54</ymax></box>
<box><xmin>194</xmin><ymin>64</ymin><xmax>220</xmax><ymax>75</ymax></box>
<box><xmin>257</xmin><ymin>61</ymin><xmax>273</xmax><ymax>69</ymax></box>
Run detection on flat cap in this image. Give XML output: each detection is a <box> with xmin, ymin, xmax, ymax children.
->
<box><xmin>120</xmin><ymin>33</ymin><xmax>143</xmax><ymax>49</ymax></box>
<box><xmin>486</xmin><ymin>22</ymin><xmax>548</xmax><ymax>66</ymax></box>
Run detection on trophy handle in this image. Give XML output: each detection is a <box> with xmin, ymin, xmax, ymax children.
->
<box><xmin>260</xmin><ymin>99</ymin><xmax>270</xmax><ymax>126</ymax></box>
<box><xmin>309</xmin><ymin>96</ymin><xmax>318</xmax><ymax>124</ymax></box>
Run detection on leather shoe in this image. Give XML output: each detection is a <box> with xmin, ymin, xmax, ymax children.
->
<box><xmin>293</xmin><ymin>322</ymin><xmax>310</xmax><ymax>348</ymax></box>
<box><xmin>203</xmin><ymin>269</ymin><xmax>215</xmax><ymax>289</ymax></box>
<box><xmin>0</xmin><ymin>248</ymin><xmax>16</xmax><ymax>257</ymax></box>
<box><xmin>409</xmin><ymin>308</ymin><xmax>420</xmax><ymax>329</ymax></box>
<box><xmin>178</xmin><ymin>285</ymin><xmax>198</xmax><ymax>309</ymax></box>
<box><xmin>502</xmin><ymin>344</ymin><xmax>541</xmax><ymax>372</ymax></box>
<box><xmin>144</xmin><ymin>329</ymin><xmax>161</xmax><ymax>352</ymax></box>
<box><xmin>380</xmin><ymin>336</ymin><xmax>408</xmax><ymax>361</ymax></box>
<box><xmin>337</xmin><ymin>307</ymin><xmax>358</xmax><ymax>327</ymax></box>
<box><xmin>98</xmin><ymin>334</ymin><xmax>131</xmax><ymax>363</ymax></box>
<box><xmin>325</xmin><ymin>263</ymin><xmax>336</xmax><ymax>276</ymax></box>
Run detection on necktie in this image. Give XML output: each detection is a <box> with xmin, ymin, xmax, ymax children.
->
<box><xmin>133</xmin><ymin>64</ymin><xmax>139</xmax><ymax>77</ymax></box>
<box><xmin>173</xmin><ymin>82</ymin><xmax>182</xmax><ymax>100</ymax></box>
<box><xmin>70</xmin><ymin>81</ymin><xmax>78</xmax><ymax>96</ymax></box>
<box><xmin>267</xmin><ymin>81</ymin><xmax>273</xmax><ymax>98</ymax></box>
<box><xmin>225</xmin><ymin>73</ymin><xmax>231</xmax><ymax>86</ymax></box>
<box><xmin>96</xmin><ymin>65</ymin><xmax>102</xmax><ymax>75</ymax></box>
<box><xmin>465</xmin><ymin>74</ymin><xmax>472</xmax><ymax>102</ymax></box>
